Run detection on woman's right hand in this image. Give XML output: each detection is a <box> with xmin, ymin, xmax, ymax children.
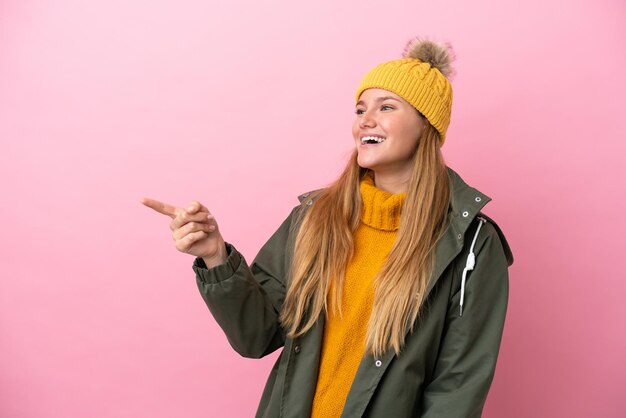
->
<box><xmin>140</xmin><ymin>197</ymin><xmax>228</xmax><ymax>268</ymax></box>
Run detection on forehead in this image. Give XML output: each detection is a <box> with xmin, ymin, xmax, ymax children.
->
<box><xmin>356</xmin><ymin>88</ymin><xmax>406</xmax><ymax>106</ymax></box>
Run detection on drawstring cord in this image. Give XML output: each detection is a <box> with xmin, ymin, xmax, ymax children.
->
<box><xmin>459</xmin><ymin>216</ymin><xmax>486</xmax><ymax>317</ymax></box>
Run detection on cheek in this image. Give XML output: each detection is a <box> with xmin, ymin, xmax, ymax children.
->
<box><xmin>399</xmin><ymin>117</ymin><xmax>423</xmax><ymax>141</ymax></box>
<box><xmin>396</xmin><ymin>123</ymin><xmax>422</xmax><ymax>153</ymax></box>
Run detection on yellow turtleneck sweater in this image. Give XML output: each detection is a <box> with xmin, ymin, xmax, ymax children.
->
<box><xmin>310</xmin><ymin>174</ymin><xmax>405</xmax><ymax>418</ymax></box>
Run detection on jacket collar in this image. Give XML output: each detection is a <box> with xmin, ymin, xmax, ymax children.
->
<box><xmin>445</xmin><ymin>167</ymin><xmax>513</xmax><ymax>266</ymax></box>
<box><xmin>298</xmin><ymin>167</ymin><xmax>490</xmax><ymax>232</ymax></box>
<box><xmin>295</xmin><ymin>166</ymin><xmax>515</xmax><ymax>301</ymax></box>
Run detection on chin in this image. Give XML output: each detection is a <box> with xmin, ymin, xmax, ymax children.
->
<box><xmin>356</xmin><ymin>159</ymin><xmax>379</xmax><ymax>172</ymax></box>
<box><xmin>356</xmin><ymin>155</ymin><xmax>371</xmax><ymax>169</ymax></box>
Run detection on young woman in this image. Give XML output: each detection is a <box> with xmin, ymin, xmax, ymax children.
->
<box><xmin>142</xmin><ymin>37</ymin><xmax>514</xmax><ymax>418</ymax></box>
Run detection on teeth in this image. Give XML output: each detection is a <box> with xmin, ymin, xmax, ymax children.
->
<box><xmin>361</xmin><ymin>136</ymin><xmax>386</xmax><ymax>144</ymax></box>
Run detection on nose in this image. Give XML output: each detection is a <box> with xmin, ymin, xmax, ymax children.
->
<box><xmin>359</xmin><ymin>110</ymin><xmax>376</xmax><ymax>129</ymax></box>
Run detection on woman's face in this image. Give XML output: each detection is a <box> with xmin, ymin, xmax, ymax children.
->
<box><xmin>352</xmin><ymin>88</ymin><xmax>426</xmax><ymax>179</ymax></box>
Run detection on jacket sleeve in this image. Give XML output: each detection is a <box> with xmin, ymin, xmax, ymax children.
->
<box><xmin>192</xmin><ymin>207</ymin><xmax>298</xmax><ymax>359</ymax></box>
<box><xmin>420</xmin><ymin>220</ymin><xmax>510</xmax><ymax>418</ymax></box>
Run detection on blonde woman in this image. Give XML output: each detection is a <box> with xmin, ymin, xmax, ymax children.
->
<box><xmin>142</xmin><ymin>37</ymin><xmax>514</xmax><ymax>418</ymax></box>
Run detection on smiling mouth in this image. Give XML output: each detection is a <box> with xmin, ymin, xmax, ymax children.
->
<box><xmin>361</xmin><ymin>136</ymin><xmax>386</xmax><ymax>144</ymax></box>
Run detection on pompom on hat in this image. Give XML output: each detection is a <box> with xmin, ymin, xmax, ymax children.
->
<box><xmin>355</xmin><ymin>37</ymin><xmax>456</xmax><ymax>145</ymax></box>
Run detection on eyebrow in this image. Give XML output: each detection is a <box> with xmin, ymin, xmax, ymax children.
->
<box><xmin>356</xmin><ymin>96</ymin><xmax>402</xmax><ymax>106</ymax></box>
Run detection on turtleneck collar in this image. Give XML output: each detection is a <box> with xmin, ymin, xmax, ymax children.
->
<box><xmin>359</xmin><ymin>172</ymin><xmax>406</xmax><ymax>231</ymax></box>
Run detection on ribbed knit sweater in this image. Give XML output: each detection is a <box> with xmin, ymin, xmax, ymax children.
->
<box><xmin>310</xmin><ymin>174</ymin><xmax>406</xmax><ymax>418</ymax></box>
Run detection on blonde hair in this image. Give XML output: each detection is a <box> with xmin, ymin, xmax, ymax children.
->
<box><xmin>280</xmin><ymin>122</ymin><xmax>450</xmax><ymax>357</ymax></box>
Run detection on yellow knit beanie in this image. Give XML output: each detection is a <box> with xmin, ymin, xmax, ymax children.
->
<box><xmin>355</xmin><ymin>37</ymin><xmax>455</xmax><ymax>145</ymax></box>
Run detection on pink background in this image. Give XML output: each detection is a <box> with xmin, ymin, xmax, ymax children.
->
<box><xmin>1</xmin><ymin>0</ymin><xmax>625</xmax><ymax>417</ymax></box>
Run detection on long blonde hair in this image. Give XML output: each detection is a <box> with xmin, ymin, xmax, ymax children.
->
<box><xmin>280</xmin><ymin>122</ymin><xmax>450</xmax><ymax>357</ymax></box>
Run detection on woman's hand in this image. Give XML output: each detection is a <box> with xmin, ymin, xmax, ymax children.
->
<box><xmin>140</xmin><ymin>197</ymin><xmax>227</xmax><ymax>268</ymax></box>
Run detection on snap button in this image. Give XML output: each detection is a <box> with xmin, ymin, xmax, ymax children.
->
<box><xmin>475</xmin><ymin>196</ymin><xmax>482</xmax><ymax>202</ymax></box>
<box><xmin>462</xmin><ymin>211</ymin><xmax>469</xmax><ymax>217</ymax></box>
<box><xmin>302</xmin><ymin>192</ymin><xmax>310</xmax><ymax>198</ymax></box>
<box><xmin>307</xmin><ymin>200</ymin><xmax>313</xmax><ymax>206</ymax></box>
<box><xmin>375</xmin><ymin>360</ymin><xmax>382</xmax><ymax>367</ymax></box>
<box><xmin>294</xmin><ymin>345</ymin><xmax>301</xmax><ymax>354</ymax></box>
<box><xmin>457</xmin><ymin>234</ymin><xmax>462</xmax><ymax>239</ymax></box>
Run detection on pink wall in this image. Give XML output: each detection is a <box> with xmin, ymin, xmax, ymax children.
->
<box><xmin>1</xmin><ymin>0</ymin><xmax>625</xmax><ymax>417</ymax></box>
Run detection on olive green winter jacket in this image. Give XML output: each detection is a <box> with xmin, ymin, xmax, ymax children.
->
<box><xmin>192</xmin><ymin>167</ymin><xmax>514</xmax><ymax>418</ymax></box>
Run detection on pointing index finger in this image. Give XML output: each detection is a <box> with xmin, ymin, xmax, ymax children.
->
<box><xmin>140</xmin><ymin>197</ymin><xmax>179</xmax><ymax>218</ymax></box>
